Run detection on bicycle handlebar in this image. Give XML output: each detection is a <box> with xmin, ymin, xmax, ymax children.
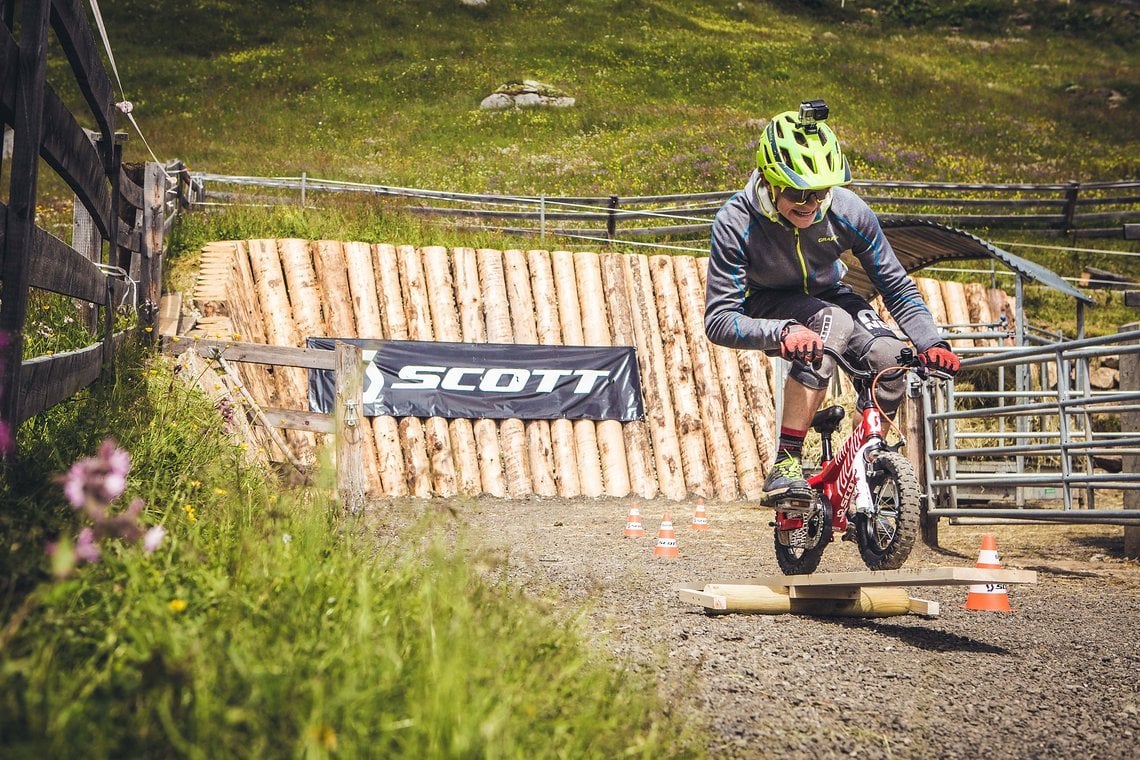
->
<box><xmin>821</xmin><ymin>346</ymin><xmax>952</xmax><ymax>382</ymax></box>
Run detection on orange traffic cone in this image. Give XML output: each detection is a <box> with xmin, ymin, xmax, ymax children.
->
<box><xmin>691</xmin><ymin>498</ymin><xmax>709</xmax><ymax>531</ymax></box>
<box><xmin>964</xmin><ymin>533</ymin><xmax>1012</xmax><ymax>612</ymax></box>
<box><xmin>653</xmin><ymin>512</ymin><xmax>679</xmax><ymax>558</ymax></box>
<box><xmin>623</xmin><ymin>501</ymin><xmax>646</xmax><ymax>539</ymax></box>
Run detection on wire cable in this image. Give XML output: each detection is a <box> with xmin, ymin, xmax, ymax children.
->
<box><xmin>87</xmin><ymin>0</ymin><xmax>167</xmax><ymax>171</ymax></box>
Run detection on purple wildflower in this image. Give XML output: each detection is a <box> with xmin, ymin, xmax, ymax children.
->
<box><xmin>75</xmin><ymin>528</ymin><xmax>101</xmax><ymax>564</ymax></box>
<box><xmin>142</xmin><ymin>525</ymin><xmax>166</xmax><ymax>553</ymax></box>
<box><xmin>60</xmin><ymin>438</ymin><xmax>132</xmax><ymax>509</ymax></box>
<box><xmin>215</xmin><ymin>396</ymin><xmax>235</xmax><ymax>432</ymax></box>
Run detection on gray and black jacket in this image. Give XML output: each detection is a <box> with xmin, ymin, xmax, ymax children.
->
<box><xmin>704</xmin><ymin>171</ymin><xmax>943</xmax><ymax>353</ymax></box>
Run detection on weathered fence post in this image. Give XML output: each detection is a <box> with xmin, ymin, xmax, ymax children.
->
<box><xmin>1121</xmin><ymin>322</ymin><xmax>1139</xmax><ymax>559</ymax></box>
<box><xmin>0</xmin><ymin>0</ymin><xmax>50</xmax><ymax>458</ymax></box>
<box><xmin>1061</xmin><ymin>180</ymin><xmax>1080</xmax><ymax>235</ymax></box>
<box><xmin>72</xmin><ymin>196</ymin><xmax>102</xmax><ymax>334</ymax></box>
<box><xmin>335</xmin><ymin>341</ymin><xmax>366</xmax><ymax>514</ymax></box>
<box><xmin>139</xmin><ymin>162</ymin><xmax>167</xmax><ymax>345</ymax></box>
<box><xmin>607</xmin><ymin>195</ymin><xmax>619</xmax><ymax>242</ymax></box>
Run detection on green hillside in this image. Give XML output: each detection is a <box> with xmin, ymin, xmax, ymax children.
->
<box><xmin>94</xmin><ymin>0</ymin><xmax>1136</xmax><ymax>190</ymax></box>
<box><xmin>59</xmin><ymin>0</ymin><xmax>1140</xmax><ymax>334</ymax></box>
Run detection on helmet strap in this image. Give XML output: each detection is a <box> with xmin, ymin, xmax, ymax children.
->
<box><xmin>753</xmin><ymin>176</ymin><xmax>783</xmax><ymax>223</ymax></box>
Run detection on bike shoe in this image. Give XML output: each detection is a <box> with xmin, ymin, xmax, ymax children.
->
<box><xmin>762</xmin><ymin>456</ymin><xmax>810</xmax><ymax>501</ymax></box>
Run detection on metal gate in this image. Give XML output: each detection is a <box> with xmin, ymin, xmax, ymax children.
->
<box><xmin>921</xmin><ymin>328</ymin><xmax>1140</xmax><ymax>527</ymax></box>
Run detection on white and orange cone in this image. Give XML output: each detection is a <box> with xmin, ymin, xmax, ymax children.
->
<box><xmin>623</xmin><ymin>501</ymin><xmax>646</xmax><ymax>539</ymax></box>
<box><xmin>964</xmin><ymin>533</ymin><xmax>1012</xmax><ymax>612</ymax></box>
<box><xmin>653</xmin><ymin>511</ymin><xmax>679</xmax><ymax>558</ymax></box>
<box><xmin>690</xmin><ymin>498</ymin><xmax>709</xmax><ymax>531</ymax></box>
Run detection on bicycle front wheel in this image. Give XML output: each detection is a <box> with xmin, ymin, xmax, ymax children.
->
<box><xmin>855</xmin><ymin>450</ymin><xmax>920</xmax><ymax>570</ymax></box>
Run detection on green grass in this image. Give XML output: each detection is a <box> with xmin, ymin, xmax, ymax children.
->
<box><xmin>74</xmin><ymin>0</ymin><xmax>1136</xmax><ymax>335</ymax></box>
<box><xmin>0</xmin><ymin>341</ymin><xmax>702</xmax><ymax>758</ymax></box>
<box><xmin>82</xmin><ymin>0</ymin><xmax>1136</xmax><ymax>189</ymax></box>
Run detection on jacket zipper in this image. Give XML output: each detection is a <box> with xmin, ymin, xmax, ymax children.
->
<box><xmin>793</xmin><ymin>228</ymin><xmax>809</xmax><ymax>294</ymax></box>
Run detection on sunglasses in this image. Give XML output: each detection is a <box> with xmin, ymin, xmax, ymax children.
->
<box><xmin>780</xmin><ymin>187</ymin><xmax>831</xmax><ymax>206</ymax></box>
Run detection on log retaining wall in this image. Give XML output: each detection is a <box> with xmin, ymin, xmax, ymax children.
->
<box><xmin>201</xmin><ymin>239</ymin><xmax>1013</xmax><ymax>500</ymax></box>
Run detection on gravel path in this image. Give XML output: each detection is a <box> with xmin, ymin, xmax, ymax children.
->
<box><xmin>372</xmin><ymin>496</ymin><xmax>1140</xmax><ymax>759</ymax></box>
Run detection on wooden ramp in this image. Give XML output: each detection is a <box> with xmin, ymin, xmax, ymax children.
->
<box><xmin>675</xmin><ymin>567</ymin><xmax>1038</xmax><ymax>618</ymax></box>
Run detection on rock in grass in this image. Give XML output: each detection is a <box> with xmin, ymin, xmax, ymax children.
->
<box><xmin>480</xmin><ymin>79</ymin><xmax>575</xmax><ymax>110</ymax></box>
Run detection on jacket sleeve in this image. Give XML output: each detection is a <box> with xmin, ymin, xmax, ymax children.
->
<box><xmin>704</xmin><ymin>213</ymin><xmax>792</xmax><ymax>351</ymax></box>
<box><xmin>844</xmin><ymin>204</ymin><xmax>944</xmax><ymax>352</ymax></box>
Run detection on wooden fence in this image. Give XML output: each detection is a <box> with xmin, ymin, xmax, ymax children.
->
<box><xmin>192</xmin><ymin>173</ymin><xmax>1140</xmax><ymax>242</ymax></box>
<box><xmin>166</xmin><ymin>338</ymin><xmax>368</xmax><ymax>512</ymax></box>
<box><xmin>183</xmin><ymin>238</ymin><xmax>1016</xmax><ymax>502</ymax></box>
<box><xmin>0</xmin><ymin>0</ymin><xmax>179</xmax><ymax>455</ymax></box>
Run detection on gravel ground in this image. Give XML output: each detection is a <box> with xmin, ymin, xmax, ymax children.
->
<box><xmin>370</xmin><ymin>496</ymin><xmax>1140</xmax><ymax>759</ymax></box>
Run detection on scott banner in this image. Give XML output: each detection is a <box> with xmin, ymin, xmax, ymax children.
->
<box><xmin>307</xmin><ymin>339</ymin><xmax>645</xmax><ymax>422</ymax></box>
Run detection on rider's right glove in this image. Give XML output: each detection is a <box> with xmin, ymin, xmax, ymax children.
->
<box><xmin>779</xmin><ymin>324</ymin><xmax>824</xmax><ymax>365</ymax></box>
<box><xmin>919</xmin><ymin>342</ymin><xmax>961</xmax><ymax>376</ymax></box>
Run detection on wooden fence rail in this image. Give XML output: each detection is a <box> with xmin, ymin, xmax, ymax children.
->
<box><xmin>165</xmin><ymin>337</ymin><xmax>366</xmax><ymax>512</ymax></box>
<box><xmin>192</xmin><ymin>173</ymin><xmax>1140</xmax><ymax>243</ymax></box>
<box><xmin>0</xmin><ymin>0</ymin><xmax>177</xmax><ymax>457</ymax></box>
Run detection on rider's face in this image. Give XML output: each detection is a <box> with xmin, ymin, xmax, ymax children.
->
<box><xmin>774</xmin><ymin>185</ymin><xmax>829</xmax><ymax>229</ymax></box>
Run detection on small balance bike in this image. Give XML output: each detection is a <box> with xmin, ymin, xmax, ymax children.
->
<box><xmin>765</xmin><ymin>347</ymin><xmax>948</xmax><ymax>575</ymax></box>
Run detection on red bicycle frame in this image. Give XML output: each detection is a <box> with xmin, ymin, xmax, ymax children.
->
<box><xmin>775</xmin><ymin>406</ymin><xmax>886</xmax><ymax>533</ymax></box>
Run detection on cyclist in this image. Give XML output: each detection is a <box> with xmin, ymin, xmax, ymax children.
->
<box><xmin>704</xmin><ymin>100</ymin><xmax>960</xmax><ymax>500</ymax></box>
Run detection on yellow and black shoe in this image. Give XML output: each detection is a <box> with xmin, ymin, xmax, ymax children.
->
<box><xmin>762</xmin><ymin>455</ymin><xmax>809</xmax><ymax>500</ymax></box>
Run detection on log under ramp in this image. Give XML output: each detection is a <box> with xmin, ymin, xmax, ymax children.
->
<box><xmin>193</xmin><ymin>239</ymin><xmax>1016</xmax><ymax>501</ymax></box>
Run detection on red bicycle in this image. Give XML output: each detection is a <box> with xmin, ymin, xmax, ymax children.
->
<box><xmin>766</xmin><ymin>347</ymin><xmax>948</xmax><ymax>574</ymax></box>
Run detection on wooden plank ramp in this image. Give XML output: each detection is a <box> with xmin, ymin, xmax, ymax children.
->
<box><xmin>675</xmin><ymin>567</ymin><xmax>1038</xmax><ymax>618</ymax></box>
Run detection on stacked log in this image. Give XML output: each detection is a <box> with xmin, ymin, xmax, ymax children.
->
<box><xmin>939</xmin><ymin>280</ymin><xmax>974</xmax><ymax>349</ymax></box>
<box><xmin>477</xmin><ymin>248</ymin><xmax>531</xmax><ymax>499</ymax></box>
<box><xmin>312</xmin><ymin>240</ymin><xmax>382</xmax><ymax>495</ymax></box>
<box><xmin>246</xmin><ymin>239</ymin><xmax>317</xmax><ymax>465</ymax></box>
<box><xmin>396</xmin><ymin>244</ymin><xmax>448</xmax><ymax>498</ymax></box>
<box><xmin>467</xmin><ymin>249</ymin><xmax>507</xmax><ymax>498</ymax></box>
<box><xmin>437</xmin><ymin>247</ymin><xmax>483</xmax><ymax>496</ymax></box>
<box><xmin>650</xmin><ymin>254</ymin><xmax>711</xmax><ymax>498</ymax></box>
<box><xmin>575</xmin><ymin>251</ymin><xmax>631</xmax><ymax>498</ymax></box>
<box><xmin>370</xmin><ymin>243</ymin><xmax>410</xmax><ymax>496</ymax></box>
<box><xmin>964</xmin><ymin>282</ymin><xmax>997</xmax><ymax>347</ymax></box>
<box><xmin>552</xmin><ymin>250</ymin><xmax>605</xmax><ymax>498</ymax></box>
<box><xmin>504</xmin><ymin>249</ymin><xmax>558</xmax><ymax>497</ymax></box>
<box><xmin>673</xmin><ymin>255</ymin><xmax>736</xmax><ymax>500</ymax></box>
<box><xmin>530</xmin><ymin>249</ymin><xmax>581</xmax><ymax>497</ymax></box>
<box><xmin>600</xmin><ymin>253</ymin><xmax>656</xmax><ymax>499</ymax></box>
<box><xmin>695</xmin><ymin>258</ymin><xmax>776</xmax><ymax>480</ymax></box>
<box><xmin>224</xmin><ymin>241</ymin><xmax>279</xmax><ymax>457</ymax></box>
<box><xmin>624</xmin><ymin>253</ymin><xmax>686</xmax><ymax>500</ymax></box>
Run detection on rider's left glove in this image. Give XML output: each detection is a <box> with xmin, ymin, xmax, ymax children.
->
<box><xmin>919</xmin><ymin>342</ymin><xmax>960</xmax><ymax>376</ymax></box>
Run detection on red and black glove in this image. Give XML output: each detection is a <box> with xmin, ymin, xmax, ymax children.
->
<box><xmin>919</xmin><ymin>343</ymin><xmax>960</xmax><ymax>376</ymax></box>
<box><xmin>780</xmin><ymin>324</ymin><xmax>824</xmax><ymax>365</ymax></box>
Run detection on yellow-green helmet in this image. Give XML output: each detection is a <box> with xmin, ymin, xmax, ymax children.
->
<box><xmin>757</xmin><ymin>108</ymin><xmax>852</xmax><ymax>190</ymax></box>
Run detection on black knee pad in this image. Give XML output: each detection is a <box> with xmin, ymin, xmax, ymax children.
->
<box><xmin>856</xmin><ymin>337</ymin><xmax>908</xmax><ymax>413</ymax></box>
<box><xmin>788</xmin><ymin>306</ymin><xmax>854</xmax><ymax>390</ymax></box>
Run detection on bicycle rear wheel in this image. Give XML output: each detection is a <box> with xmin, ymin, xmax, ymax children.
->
<box><xmin>774</xmin><ymin>497</ymin><xmax>832</xmax><ymax>575</ymax></box>
<box><xmin>855</xmin><ymin>450</ymin><xmax>920</xmax><ymax>570</ymax></box>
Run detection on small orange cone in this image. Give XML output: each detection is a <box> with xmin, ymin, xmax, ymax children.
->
<box><xmin>653</xmin><ymin>512</ymin><xmax>679</xmax><ymax>558</ymax></box>
<box><xmin>623</xmin><ymin>501</ymin><xmax>646</xmax><ymax>539</ymax></box>
<box><xmin>964</xmin><ymin>533</ymin><xmax>1012</xmax><ymax>612</ymax></box>
<box><xmin>690</xmin><ymin>498</ymin><xmax>709</xmax><ymax>531</ymax></box>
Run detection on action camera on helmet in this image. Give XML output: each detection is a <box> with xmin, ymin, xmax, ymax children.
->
<box><xmin>797</xmin><ymin>99</ymin><xmax>829</xmax><ymax>132</ymax></box>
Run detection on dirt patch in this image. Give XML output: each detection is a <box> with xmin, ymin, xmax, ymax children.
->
<box><xmin>368</xmin><ymin>497</ymin><xmax>1140</xmax><ymax>759</ymax></box>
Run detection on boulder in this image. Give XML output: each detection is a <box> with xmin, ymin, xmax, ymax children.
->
<box><xmin>480</xmin><ymin>79</ymin><xmax>575</xmax><ymax>110</ymax></box>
